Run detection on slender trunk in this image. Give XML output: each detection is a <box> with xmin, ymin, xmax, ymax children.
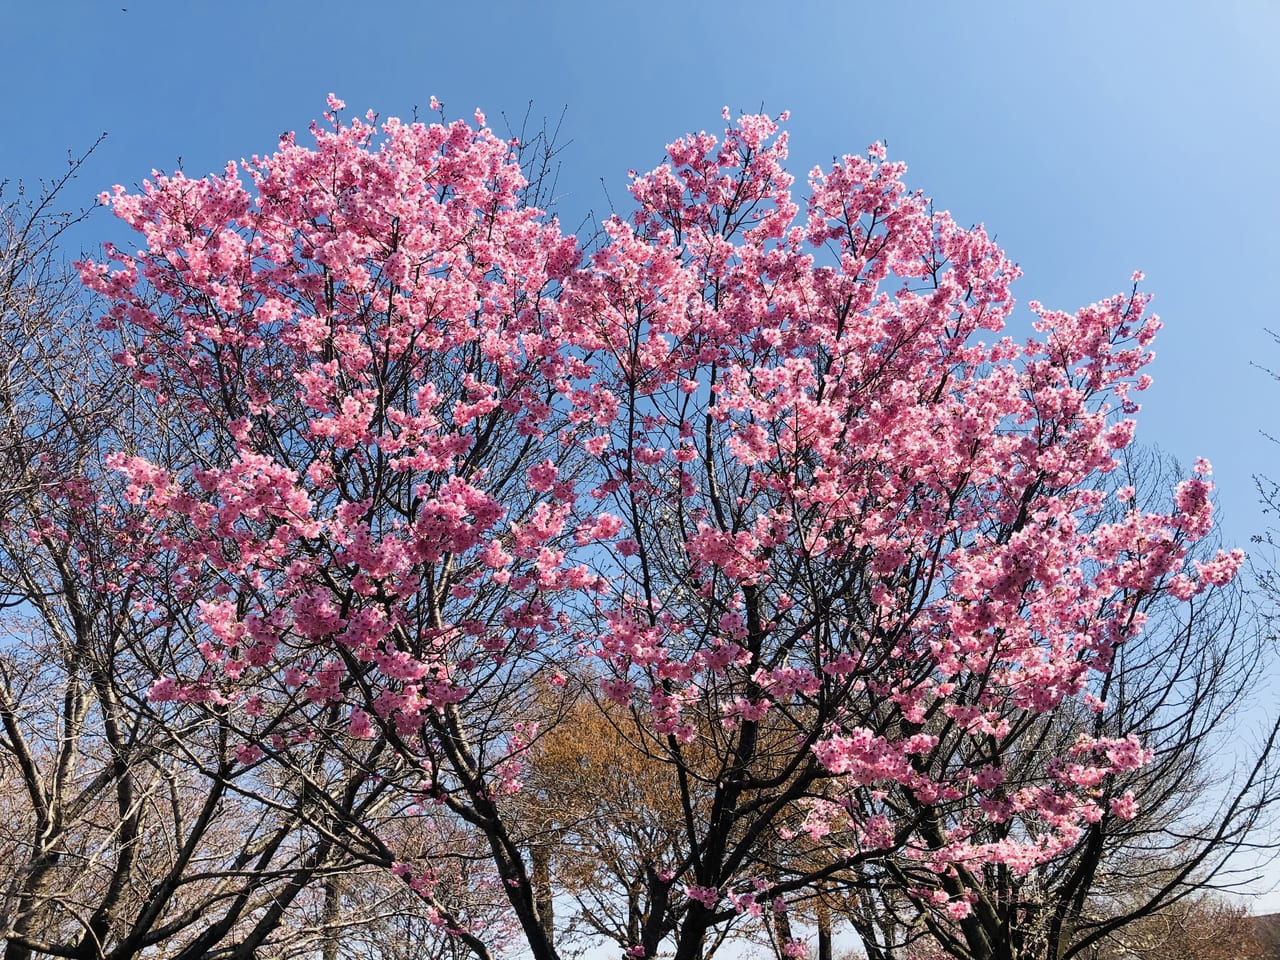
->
<box><xmin>638</xmin><ymin>866</ymin><xmax>671</xmax><ymax>958</ymax></box>
<box><xmin>7</xmin><ymin>849</ymin><xmax>63</xmax><ymax>960</ymax></box>
<box><xmin>532</xmin><ymin>843</ymin><xmax>554</xmax><ymax>946</ymax></box>
<box><xmin>322</xmin><ymin>877</ymin><xmax>341</xmax><ymax>960</ymax></box>
<box><xmin>773</xmin><ymin>904</ymin><xmax>795</xmax><ymax>959</ymax></box>
<box><xmin>817</xmin><ymin>903</ymin><xmax>832</xmax><ymax>960</ymax></box>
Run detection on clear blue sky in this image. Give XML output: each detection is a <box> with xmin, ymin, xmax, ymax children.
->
<box><xmin>4</xmin><ymin>0</ymin><xmax>1279</xmax><ymax>915</ymax></box>
<box><xmin>5</xmin><ymin>0</ymin><xmax>1274</xmax><ymax>552</ymax></box>
<box><xmin>5</xmin><ymin>1</ymin><xmax>1277</xmax><ymax>550</ymax></box>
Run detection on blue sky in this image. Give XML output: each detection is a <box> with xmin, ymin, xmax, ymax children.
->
<box><xmin>5</xmin><ymin>2</ymin><xmax>1276</xmax><ymax>551</ymax></box>
<box><xmin>4</xmin><ymin>0</ymin><xmax>1279</xmax><ymax>918</ymax></box>
<box><xmin>5</xmin><ymin>1</ymin><xmax>1278</xmax><ymax>548</ymax></box>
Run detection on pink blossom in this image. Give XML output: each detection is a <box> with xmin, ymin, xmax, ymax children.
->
<box><xmin>1109</xmin><ymin>791</ymin><xmax>1139</xmax><ymax>818</ymax></box>
<box><xmin>684</xmin><ymin>885</ymin><xmax>720</xmax><ymax>908</ymax></box>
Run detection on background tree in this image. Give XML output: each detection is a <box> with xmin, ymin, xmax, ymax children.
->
<box><xmin>1092</xmin><ymin>895</ymin><xmax>1266</xmax><ymax>960</ymax></box>
<box><xmin>522</xmin><ymin>682</ymin><xmax>758</xmax><ymax>956</ymax></box>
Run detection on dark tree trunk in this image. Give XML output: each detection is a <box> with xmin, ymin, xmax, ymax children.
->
<box><xmin>532</xmin><ymin>842</ymin><xmax>555</xmax><ymax>946</ymax></box>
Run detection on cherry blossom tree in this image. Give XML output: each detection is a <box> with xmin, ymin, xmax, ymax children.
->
<box><xmin>79</xmin><ymin>96</ymin><xmax>1246</xmax><ymax>960</ymax></box>
<box><xmin>0</xmin><ymin>157</ymin><xmax>504</xmax><ymax>960</ymax></box>
<box><xmin>833</xmin><ymin>447</ymin><xmax>1280</xmax><ymax>960</ymax></box>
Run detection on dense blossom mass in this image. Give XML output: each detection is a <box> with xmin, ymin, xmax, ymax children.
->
<box><xmin>79</xmin><ymin>95</ymin><xmax>1242</xmax><ymax>960</ymax></box>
